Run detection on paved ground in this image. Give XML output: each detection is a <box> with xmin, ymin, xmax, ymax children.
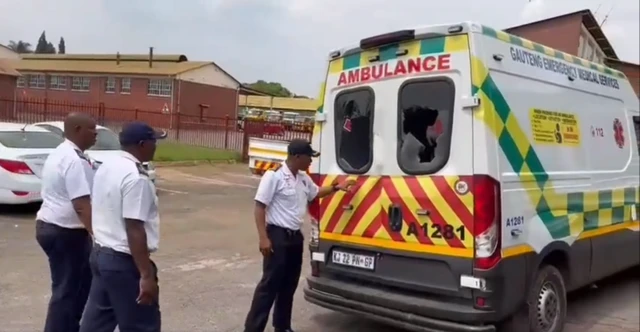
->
<box><xmin>0</xmin><ymin>164</ymin><xmax>637</xmax><ymax>332</ymax></box>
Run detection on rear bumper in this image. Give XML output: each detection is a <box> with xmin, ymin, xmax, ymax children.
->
<box><xmin>304</xmin><ymin>276</ymin><xmax>496</xmax><ymax>332</ymax></box>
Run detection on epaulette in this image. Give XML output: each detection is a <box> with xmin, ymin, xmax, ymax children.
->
<box><xmin>272</xmin><ymin>164</ymin><xmax>283</xmax><ymax>172</ymax></box>
<box><xmin>136</xmin><ymin>163</ymin><xmax>149</xmax><ymax>177</ymax></box>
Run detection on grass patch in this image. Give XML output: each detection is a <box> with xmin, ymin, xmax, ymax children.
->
<box><xmin>153</xmin><ymin>142</ymin><xmax>240</xmax><ymax>162</ymax></box>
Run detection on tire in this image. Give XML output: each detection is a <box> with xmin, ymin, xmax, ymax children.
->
<box><xmin>499</xmin><ymin>265</ymin><xmax>567</xmax><ymax>332</ymax></box>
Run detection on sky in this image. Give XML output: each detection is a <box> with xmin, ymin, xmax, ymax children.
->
<box><xmin>1</xmin><ymin>0</ymin><xmax>638</xmax><ymax>96</ymax></box>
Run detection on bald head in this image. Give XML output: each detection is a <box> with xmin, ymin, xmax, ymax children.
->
<box><xmin>64</xmin><ymin>112</ymin><xmax>97</xmax><ymax>151</ymax></box>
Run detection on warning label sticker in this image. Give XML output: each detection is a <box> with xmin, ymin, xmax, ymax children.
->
<box><xmin>529</xmin><ymin>108</ymin><xmax>581</xmax><ymax>146</ymax></box>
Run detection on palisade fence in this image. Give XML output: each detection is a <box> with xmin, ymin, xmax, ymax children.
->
<box><xmin>0</xmin><ymin>97</ymin><xmax>313</xmax><ymax>161</ymax></box>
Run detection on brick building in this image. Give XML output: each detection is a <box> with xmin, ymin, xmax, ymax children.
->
<box><xmin>0</xmin><ymin>59</ymin><xmax>19</xmax><ymax>102</ymax></box>
<box><xmin>11</xmin><ymin>52</ymin><xmax>242</xmax><ymax>120</ymax></box>
<box><xmin>506</xmin><ymin>9</ymin><xmax>640</xmax><ymax>97</ymax></box>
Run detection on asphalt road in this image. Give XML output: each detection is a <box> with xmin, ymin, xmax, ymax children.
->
<box><xmin>0</xmin><ymin>164</ymin><xmax>637</xmax><ymax>332</ymax></box>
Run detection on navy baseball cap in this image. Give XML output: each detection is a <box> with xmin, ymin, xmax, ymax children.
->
<box><xmin>287</xmin><ymin>139</ymin><xmax>319</xmax><ymax>157</ymax></box>
<box><xmin>119</xmin><ymin>121</ymin><xmax>167</xmax><ymax>145</ymax></box>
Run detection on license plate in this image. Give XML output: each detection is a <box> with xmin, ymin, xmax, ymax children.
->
<box><xmin>331</xmin><ymin>250</ymin><xmax>375</xmax><ymax>270</ymax></box>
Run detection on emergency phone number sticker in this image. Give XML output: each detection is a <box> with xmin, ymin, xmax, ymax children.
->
<box><xmin>529</xmin><ymin>108</ymin><xmax>581</xmax><ymax>147</ymax></box>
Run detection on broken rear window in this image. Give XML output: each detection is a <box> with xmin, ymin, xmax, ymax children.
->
<box><xmin>334</xmin><ymin>88</ymin><xmax>374</xmax><ymax>174</ymax></box>
<box><xmin>397</xmin><ymin>78</ymin><xmax>455</xmax><ymax>175</ymax></box>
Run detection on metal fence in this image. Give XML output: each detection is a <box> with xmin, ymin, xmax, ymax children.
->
<box><xmin>0</xmin><ymin>97</ymin><xmax>313</xmax><ymax>160</ymax></box>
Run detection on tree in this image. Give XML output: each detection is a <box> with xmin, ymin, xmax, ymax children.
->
<box><xmin>7</xmin><ymin>40</ymin><xmax>33</xmax><ymax>53</ymax></box>
<box><xmin>34</xmin><ymin>31</ymin><xmax>56</xmax><ymax>54</ymax></box>
<box><xmin>244</xmin><ymin>80</ymin><xmax>293</xmax><ymax>97</ymax></box>
<box><xmin>58</xmin><ymin>37</ymin><xmax>66</xmax><ymax>54</ymax></box>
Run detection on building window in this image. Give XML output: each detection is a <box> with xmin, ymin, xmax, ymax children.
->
<box><xmin>147</xmin><ymin>78</ymin><xmax>172</xmax><ymax>97</ymax></box>
<box><xmin>16</xmin><ymin>76</ymin><xmax>25</xmax><ymax>88</ymax></box>
<box><xmin>105</xmin><ymin>77</ymin><xmax>116</xmax><ymax>93</ymax></box>
<box><xmin>121</xmin><ymin>78</ymin><xmax>131</xmax><ymax>94</ymax></box>
<box><xmin>29</xmin><ymin>74</ymin><xmax>46</xmax><ymax>89</ymax></box>
<box><xmin>50</xmin><ymin>76</ymin><xmax>67</xmax><ymax>90</ymax></box>
<box><xmin>71</xmin><ymin>77</ymin><xmax>90</xmax><ymax>91</ymax></box>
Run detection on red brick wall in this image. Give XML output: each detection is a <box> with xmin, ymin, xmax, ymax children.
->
<box><xmin>177</xmin><ymin>80</ymin><xmax>238</xmax><ymax>119</ymax></box>
<box><xmin>0</xmin><ymin>75</ymin><xmax>17</xmax><ymax>118</ymax></box>
<box><xmin>607</xmin><ymin>62</ymin><xmax>640</xmax><ymax>97</ymax></box>
<box><xmin>507</xmin><ymin>15</ymin><xmax>583</xmax><ymax>55</ymax></box>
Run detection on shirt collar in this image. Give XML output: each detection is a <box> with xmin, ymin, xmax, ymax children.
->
<box><xmin>64</xmin><ymin>139</ymin><xmax>81</xmax><ymax>152</ymax></box>
<box><xmin>121</xmin><ymin>151</ymin><xmax>141</xmax><ymax>164</ymax></box>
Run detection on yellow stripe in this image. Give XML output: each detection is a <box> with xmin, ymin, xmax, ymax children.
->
<box><xmin>442</xmin><ymin>176</ymin><xmax>474</xmax><ymax>216</ymax></box>
<box><xmin>332</xmin><ymin>176</ymin><xmax>376</xmax><ymax>234</ymax></box>
<box><xmin>328</xmin><ymin>58</ymin><xmax>343</xmax><ymax>74</ymax></box>
<box><xmin>400</xmin><ymin>40</ymin><xmax>421</xmax><ymax>57</ymax></box>
<box><xmin>418</xmin><ymin>177</ymin><xmax>471</xmax><ymax>247</ymax></box>
<box><xmin>360</xmin><ymin>48</ymin><xmax>379</xmax><ymax>67</ymax></box>
<box><xmin>351</xmin><ymin>204</ymin><xmax>381</xmax><ymax>236</ymax></box>
<box><xmin>389</xmin><ymin>178</ymin><xmax>448</xmax><ymax>246</ymax></box>
<box><xmin>320</xmin><ymin>232</ymin><xmax>473</xmax><ymax>257</ymax></box>
<box><xmin>444</xmin><ymin>35</ymin><xmax>469</xmax><ymax>53</ymax></box>
<box><xmin>521</xmin><ymin>39</ymin><xmax>535</xmax><ymax>50</ymax></box>
<box><xmin>503</xmin><ymin>220</ymin><xmax>640</xmax><ymax>258</ymax></box>
<box><xmin>248</xmin><ymin>148</ymin><xmax>288</xmax><ymax>158</ymax></box>
<box><xmin>542</xmin><ymin>46</ymin><xmax>555</xmax><ymax>57</ymax></box>
<box><xmin>495</xmin><ymin>30</ymin><xmax>511</xmax><ymax>43</ymax></box>
<box><xmin>320</xmin><ymin>175</ymin><xmax>341</xmax><ymax>231</ymax></box>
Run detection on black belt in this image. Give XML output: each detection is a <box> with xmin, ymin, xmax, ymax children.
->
<box><xmin>94</xmin><ymin>243</ymin><xmax>133</xmax><ymax>258</ymax></box>
<box><xmin>267</xmin><ymin>224</ymin><xmax>301</xmax><ymax>236</ymax></box>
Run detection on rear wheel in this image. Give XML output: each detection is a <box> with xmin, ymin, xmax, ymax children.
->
<box><xmin>499</xmin><ymin>265</ymin><xmax>567</xmax><ymax>332</ymax></box>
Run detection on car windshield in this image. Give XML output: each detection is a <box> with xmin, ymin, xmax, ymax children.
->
<box><xmin>0</xmin><ymin>131</ymin><xmax>64</xmax><ymax>149</ymax></box>
<box><xmin>89</xmin><ymin>128</ymin><xmax>121</xmax><ymax>150</ymax></box>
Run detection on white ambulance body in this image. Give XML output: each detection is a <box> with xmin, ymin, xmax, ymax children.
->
<box><xmin>303</xmin><ymin>22</ymin><xmax>640</xmax><ymax>332</ymax></box>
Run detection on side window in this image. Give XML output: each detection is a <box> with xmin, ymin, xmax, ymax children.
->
<box><xmin>633</xmin><ymin>116</ymin><xmax>640</xmax><ymax>155</ymax></box>
<box><xmin>397</xmin><ymin>79</ymin><xmax>455</xmax><ymax>175</ymax></box>
<box><xmin>334</xmin><ymin>88</ymin><xmax>374</xmax><ymax>174</ymax></box>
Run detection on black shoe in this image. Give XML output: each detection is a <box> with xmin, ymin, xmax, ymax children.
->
<box><xmin>274</xmin><ymin>329</ymin><xmax>295</xmax><ymax>332</ymax></box>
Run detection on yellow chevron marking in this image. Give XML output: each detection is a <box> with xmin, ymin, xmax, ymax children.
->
<box><xmin>332</xmin><ymin>176</ymin><xmax>375</xmax><ymax>234</ymax></box>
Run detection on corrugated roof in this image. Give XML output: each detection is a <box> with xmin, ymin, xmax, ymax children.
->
<box><xmin>13</xmin><ymin>53</ymin><xmax>212</xmax><ymax>76</ymax></box>
<box><xmin>0</xmin><ymin>59</ymin><xmax>21</xmax><ymax>77</ymax></box>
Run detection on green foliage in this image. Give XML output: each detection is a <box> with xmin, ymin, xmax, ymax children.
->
<box><xmin>35</xmin><ymin>31</ymin><xmax>56</xmax><ymax>54</ymax></box>
<box><xmin>244</xmin><ymin>80</ymin><xmax>293</xmax><ymax>97</ymax></box>
<box><xmin>154</xmin><ymin>142</ymin><xmax>240</xmax><ymax>162</ymax></box>
<box><xmin>7</xmin><ymin>40</ymin><xmax>33</xmax><ymax>53</ymax></box>
<box><xmin>58</xmin><ymin>37</ymin><xmax>66</xmax><ymax>54</ymax></box>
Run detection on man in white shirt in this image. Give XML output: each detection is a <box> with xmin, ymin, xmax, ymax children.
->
<box><xmin>79</xmin><ymin>121</ymin><xmax>165</xmax><ymax>332</ymax></box>
<box><xmin>244</xmin><ymin>139</ymin><xmax>355</xmax><ymax>332</ymax></box>
<box><xmin>35</xmin><ymin>113</ymin><xmax>97</xmax><ymax>332</ymax></box>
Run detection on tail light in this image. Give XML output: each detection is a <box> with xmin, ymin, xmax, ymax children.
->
<box><xmin>0</xmin><ymin>159</ymin><xmax>34</xmax><ymax>175</ymax></box>
<box><xmin>473</xmin><ymin>175</ymin><xmax>501</xmax><ymax>270</ymax></box>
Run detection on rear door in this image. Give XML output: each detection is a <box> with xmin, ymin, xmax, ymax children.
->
<box><xmin>317</xmin><ymin>31</ymin><xmax>475</xmax><ymax>298</ymax></box>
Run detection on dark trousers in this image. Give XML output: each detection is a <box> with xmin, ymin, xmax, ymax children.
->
<box><xmin>244</xmin><ymin>225</ymin><xmax>304</xmax><ymax>332</ymax></box>
<box><xmin>35</xmin><ymin>220</ymin><xmax>93</xmax><ymax>332</ymax></box>
<box><xmin>79</xmin><ymin>245</ymin><xmax>161</xmax><ymax>332</ymax></box>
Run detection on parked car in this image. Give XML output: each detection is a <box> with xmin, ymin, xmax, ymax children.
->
<box><xmin>33</xmin><ymin>121</ymin><xmax>157</xmax><ymax>183</ymax></box>
<box><xmin>0</xmin><ymin>122</ymin><xmax>63</xmax><ymax>204</ymax></box>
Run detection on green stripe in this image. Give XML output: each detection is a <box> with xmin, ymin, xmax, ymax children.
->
<box><xmin>379</xmin><ymin>44</ymin><xmax>398</xmax><ymax>62</ymax></box>
<box><xmin>479</xmin><ymin>25</ymin><xmax>624</xmax><ymax>79</ymax></box>
<box><xmin>343</xmin><ymin>53</ymin><xmax>360</xmax><ymax>70</ymax></box>
<box><xmin>420</xmin><ymin>37</ymin><xmax>446</xmax><ymax>55</ymax></box>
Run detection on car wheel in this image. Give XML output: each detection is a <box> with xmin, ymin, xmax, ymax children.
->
<box><xmin>499</xmin><ymin>265</ymin><xmax>567</xmax><ymax>332</ymax></box>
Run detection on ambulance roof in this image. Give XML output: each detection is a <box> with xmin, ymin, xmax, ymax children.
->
<box><xmin>328</xmin><ymin>21</ymin><xmax>627</xmax><ymax>81</ymax></box>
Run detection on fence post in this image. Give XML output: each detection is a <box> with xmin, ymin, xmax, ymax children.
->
<box><xmin>242</xmin><ymin>121</ymin><xmax>250</xmax><ymax>162</ymax></box>
<box><xmin>98</xmin><ymin>102</ymin><xmax>106</xmax><ymax>125</ymax></box>
<box><xmin>176</xmin><ymin>113</ymin><xmax>181</xmax><ymax>141</ymax></box>
<box><xmin>43</xmin><ymin>98</ymin><xmax>48</xmax><ymax>119</ymax></box>
<box><xmin>224</xmin><ymin>115</ymin><xmax>230</xmax><ymax>150</ymax></box>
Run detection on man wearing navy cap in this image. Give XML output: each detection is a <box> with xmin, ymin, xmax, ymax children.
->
<box><xmin>79</xmin><ymin>121</ymin><xmax>166</xmax><ymax>332</ymax></box>
<box><xmin>244</xmin><ymin>139</ymin><xmax>355</xmax><ymax>332</ymax></box>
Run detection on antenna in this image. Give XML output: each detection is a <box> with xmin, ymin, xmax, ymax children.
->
<box><xmin>594</xmin><ymin>3</ymin><xmax>602</xmax><ymax>15</ymax></box>
<box><xmin>600</xmin><ymin>2</ymin><xmax>617</xmax><ymax>27</ymax></box>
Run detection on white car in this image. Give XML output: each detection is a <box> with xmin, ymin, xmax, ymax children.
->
<box><xmin>0</xmin><ymin>122</ymin><xmax>64</xmax><ymax>204</ymax></box>
<box><xmin>33</xmin><ymin>121</ymin><xmax>157</xmax><ymax>183</ymax></box>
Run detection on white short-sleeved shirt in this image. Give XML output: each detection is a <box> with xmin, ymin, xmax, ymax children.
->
<box><xmin>254</xmin><ymin>163</ymin><xmax>319</xmax><ymax>231</ymax></box>
<box><xmin>92</xmin><ymin>152</ymin><xmax>159</xmax><ymax>254</ymax></box>
<box><xmin>36</xmin><ymin>139</ymin><xmax>95</xmax><ymax>229</ymax></box>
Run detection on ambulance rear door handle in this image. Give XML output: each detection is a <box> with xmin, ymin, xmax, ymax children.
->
<box><xmin>342</xmin><ymin>204</ymin><xmax>353</xmax><ymax>211</ymax></box>
<box><xmin>415</xmin><ymin>209</ymin><xmax>430</xmax><ymax>216</ymax></box>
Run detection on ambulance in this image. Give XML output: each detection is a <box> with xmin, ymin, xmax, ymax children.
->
<box><xmin>303</xmin><ymin>22</ymin><xmax>640</xmax><ymax>332</ymax></box>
